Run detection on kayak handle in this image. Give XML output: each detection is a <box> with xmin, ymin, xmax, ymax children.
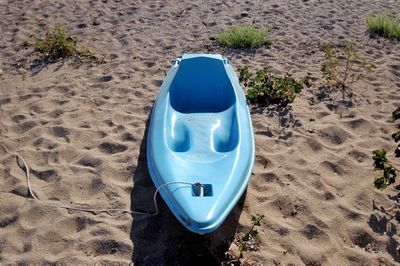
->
<box><xmin>192</xmin><ymin>183</ymin><xmax>213</xmax><ymax>197</ymax></box>
<box><xmin>194</xmin><ymin>182</ymin><xmax>205</xmax><ymax>197</ymax></box>
<box><xmin>172</xmin><ymin>58</ymin><xmax>181</xmax><ymax>67</ymax></box>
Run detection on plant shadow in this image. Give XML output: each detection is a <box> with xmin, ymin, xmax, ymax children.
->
<box><xmin>30</xmin><ymin>58</ymin><xmax>63</xmax><ymax>76</ymax></box>
<box><xmin>9</xmin><ymin>56</ymin><xmax>67</xmax><ymax>77</ymax></box>
<box><xmin>310</xmin><ymin>85</ymin><xmax>354</xmax><ymax>114</ymax></box>
<box><xmin>9</xmin><ymin>49</ymin><xmax>104</xmax><ymax>77</ymax></box>
<box><xmin>251</xmin><ymin>104</ymin><xmax>301</xmax><ymax>140</ymax></box>
<box><xmin>130</xmin><ymin>112</ymin><xmax>244</xmax><ymax>265</ymax></box>
<box><xmin>369</xmin><ymin>199</ymin><xmax>400</xmax><ymax>262</ymax></box>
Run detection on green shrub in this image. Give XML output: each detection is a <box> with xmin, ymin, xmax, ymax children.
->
<box><xmin>217</xmin><ymin>25</ymin><xmax>271</xmax><ymax>49</ymax></box>
<box><xmin>366</xmin><ymin>13</ymin><xmax>400</xmax><ymax>39</ymax></box>
<box><xmin>321</xmin><ymin>43</ymin><xmax>374</xmax><ymax>92</ymax></box>
<box><xmin>239</xmin><ymin>67</ymin><xmax>311</xmax><ymax>107</ymax></box>
<box><xmin>34</xmin><ymin>26</ymin><xmax>98</xmax><ymax>64</ymax></box>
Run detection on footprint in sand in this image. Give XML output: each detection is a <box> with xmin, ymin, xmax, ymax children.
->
<box><xmin>77</xmin><ymin>156</ymin><xmax>102</xmax><ymax>168</ymax></box>
<box><xmin>98</xmin><ymin>142</ymin><xmax>127</xmax><ymax>154</ymax></box>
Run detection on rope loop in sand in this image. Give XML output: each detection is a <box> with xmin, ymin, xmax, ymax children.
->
<box><xmin>15</xmin><ymin>153</ymin><xmax>196</xmax><ymax>217</ymax></box>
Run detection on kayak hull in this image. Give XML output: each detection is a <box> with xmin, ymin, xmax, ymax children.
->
<box><xmin>147</xmin><ymin>54</ymin><xmax>254</xmax><ymax>234</ymax></box>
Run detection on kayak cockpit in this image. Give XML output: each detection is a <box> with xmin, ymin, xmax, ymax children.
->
<box><xmin>169</xmin><ymin>56</ymin><xmax>236</xmax><ymax>113</ymax></box>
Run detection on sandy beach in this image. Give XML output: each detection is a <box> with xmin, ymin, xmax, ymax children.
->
<box><xmin>1</xmin><ymin>0</ymin><xmax>400</xmax><ymax>265</ymax></box>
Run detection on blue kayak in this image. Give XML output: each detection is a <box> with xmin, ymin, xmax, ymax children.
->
<box><xmin>147</xmin><ymin>54</ymin><xmax>255</xmax><ymax>234</ymax></box>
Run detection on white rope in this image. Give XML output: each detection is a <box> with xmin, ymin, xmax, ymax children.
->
<box><xmin>15</xmin><ymin>153</ymin><xmax>194</xmax><ymax>216</ymax></box>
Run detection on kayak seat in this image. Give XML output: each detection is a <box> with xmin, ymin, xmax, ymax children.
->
<box><xmin>211</xmin><ymin>106</ymin><xmax>239</xmax><ymax>152</ymax></box>
<box><xmin>167</xmin><ymin>117</ymin><xmax>190</xmax><ymax>152</ymax></box>
<box><xmin>167</xmin><ymin>103</ymin><xmax>239</xmax><ymax>154</ymax></box>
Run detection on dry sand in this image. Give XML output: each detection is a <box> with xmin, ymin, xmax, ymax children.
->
<box><xmin>1</xmin><ymin>0</ymin><xmax>400</xmax><ymax>265</ymax></box>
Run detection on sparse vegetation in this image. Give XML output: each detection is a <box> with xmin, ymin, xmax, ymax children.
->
<box><xmin>34</xmin><ymin>25</ymin><xmax>99</xmax><ymax>65</ymax></box>
<box><xmin>371</xmin><ymin>108</ymin><xmax>400</xmax><ymax>255</ymax></box>
<box><xmin>217</xmin><ymin>25</ymin><xmax>272</xmax><ymax>49</ymax></box>
<box><xmin>224</xmin><ymin>213</ymin><xmax>264</xmax><ymax>263</ymax></box>
<box><xmin>373</xmin><ymin>107</ymin><xmax>400</xmax><ymax>189</ymax></box>
<box><xmin>366</xmin><ymin>13</ymin><xmax>400</xmax><ymax>39</ymax></box>
<box><xmin>321</xmin><ymin>43</ymin><xmax>374</xmax><ymax>96</ymax></box>
<box><xmin>237</xmin><ymin>213</ymin><xmax>265</xmax><ymax>255</ymax></box>
<box><xmin>239</xmin><ymin>67</ymin><xmax>311</xmax><ymax>107</ymax></box>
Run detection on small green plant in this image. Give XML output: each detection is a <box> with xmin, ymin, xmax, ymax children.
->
<box><xmin>321</xmin><ymin>43</ymin><xmax>374</xmax><ymax>95</ymax></box>
<box><xmin>34</xmin><ymin>26</ymin><xmax>98</xmax><ymax>64</ymax></box>
<box><xmin>366</xmin><ymin>13</ymin><xmax>400</xmax><ymax>39</ymax></box>
<box><xmin>239</xmin><ymin>67</ymin><xmax>311</xmax><ymax>107</ymax></box>
<box><xmin>236</xmin><ymin>213</ymin><xmax>264</xmax><ymax>257</ymax></box>
<box><xmin>373</xmin><ymin>107</ymin><xmax>400</xmax><ymax>189</ymax></box>
<box><xmin>217</xmin><ymin>25</ymin><xmax>272</xmax><ymax>49</ymax></box>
